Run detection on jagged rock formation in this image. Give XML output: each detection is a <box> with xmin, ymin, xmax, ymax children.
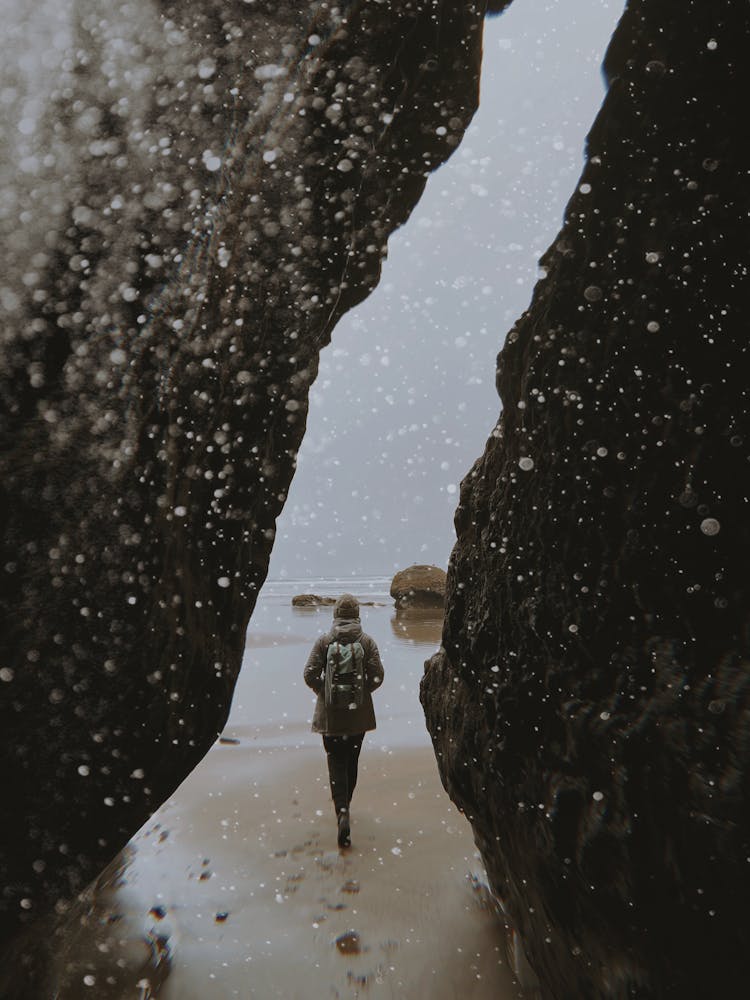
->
<box><xmin>422</xmin><ymin>2</ymin><xmax>750</xmax><ymax>997</ymax></box>
<box><xmin>391</xmin><ymin>564</ymin><xmax>447</xmax><ymax>607</ymax></box>
<box><xmin>0</xmin><ymin>0</ymin><xmax>491</xmax><ymax>979</ymax></box>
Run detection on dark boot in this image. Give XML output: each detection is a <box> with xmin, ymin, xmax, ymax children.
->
<box><xmin>337</xmin><ymin>808</ymin><xmax>351</xmax><ymax>848</ymax></box>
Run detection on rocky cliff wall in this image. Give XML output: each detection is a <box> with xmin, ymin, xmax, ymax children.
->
<box><xmin>0</xmin><ymin>0</ymin><xmax>490</xmax><ymax>974</ymax></box>
<box><xmin>422</xmin><ymin>1</ymin><xmax>750</xmax><ymax>996</ymax></box>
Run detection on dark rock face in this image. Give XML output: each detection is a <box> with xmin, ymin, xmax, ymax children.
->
<box><xmin>422</xmin><ymin>2</ymin><xmax>750</xmax><ymax>997</ymax></box>
<box><xmin>391</xmin><ymin>564</ymin><xmax>447</xmax><ymax>608</ymax></box>
<box><xmin>0</xmin><ymin>854</ymin><xmax>171</xmax><ymax>1000</ymax></box>
<box><xmin>0</xmin><ymin>0</ymin><xmax>490</xmax><ymax>972</ymax></box>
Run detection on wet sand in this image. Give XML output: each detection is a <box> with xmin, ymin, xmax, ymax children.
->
<box><xmin>109</xmin><ymin>585</ymin><xmax>526</xmax><ymax>998</ymax></box>
<box><xmin>120</xmin><ymin>742</ymin><xmax>522</xmax><ymax>999</ymax></box>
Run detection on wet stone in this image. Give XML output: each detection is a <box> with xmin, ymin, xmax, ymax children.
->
<box><xmin>335</xmin><ymin>931</ymin><xmax>361</xmax><ymax>956</ymax></box>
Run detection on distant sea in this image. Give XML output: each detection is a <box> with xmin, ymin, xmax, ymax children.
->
<box><xmin>260</xmin><ymin>575</ymin><xmax>392</xmax><ymax>601</ymax></box>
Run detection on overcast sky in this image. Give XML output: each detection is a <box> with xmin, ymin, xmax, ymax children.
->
<box><xmin>268</xmin><ymin>0</ymin><xmax>625</xmax><ymax>583</ymax></box>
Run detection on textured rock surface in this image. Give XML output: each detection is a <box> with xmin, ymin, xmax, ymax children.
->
<box><xmin>423</xmin><ymin>2</ymin><xmax>750</xmax><ymax>997</ymax></box>
<box><xmin>0</xmin><ymin>0</ymin><xmax>490</xmax><ymax>972</ymax></box>
<box><xmin>390</xmin><ymin>564</ymin><xmax>447</xmax><ymax>607</ymax></box>
<box><xmin>291</xmin><ymin>594</ymin><xmax>336</xmax><ymax>607</ymax></box>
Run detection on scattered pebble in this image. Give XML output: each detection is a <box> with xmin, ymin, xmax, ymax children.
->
<box><xmin>335</xmin><ymin>931</ymin><xmax>361</xmax><ymax>955</ymax></box>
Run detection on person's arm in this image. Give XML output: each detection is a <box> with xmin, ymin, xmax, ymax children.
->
<box><xmin>364</xmin><ymin>636</ymin><xmax>384</xmax><ymax>693</ymax></box>
<box><xmin>303</xmin><ymin>637</ymin><xmax>327</xmax><ymax>694</ymax></box>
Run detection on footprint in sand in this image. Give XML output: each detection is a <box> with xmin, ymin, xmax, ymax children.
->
<box><xmin>284</xmin><ymin>872</ymin><xmax>304</xmax><ymax>894</ymax></box>
<box><xmin>315</xmin><ymin>852</ymin><xmax>343</xmax><ymax>873</ymax></box>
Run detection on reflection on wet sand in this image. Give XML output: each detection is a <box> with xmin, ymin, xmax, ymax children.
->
<box><xmin>390</xmin><ymin>607</ymin><xmax>444</xmax><ymax>648</ymax></box>
<box><xmin>244</xmin><ymin>630</ymin><xmax>311</xmax><ymax>648</ymax></box>
<box><xmin>290</xmin><ymin>603</ymin><xmax>330</xmax><ymax>617</ymax></box>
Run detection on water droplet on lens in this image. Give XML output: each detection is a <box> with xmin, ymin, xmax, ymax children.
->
<box><xmin>700</xmin><ymin>518</ymin><xmax>720</xmax><ymax>537</ymax></box>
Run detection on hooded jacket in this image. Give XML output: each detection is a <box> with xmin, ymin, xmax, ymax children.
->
<box><xmin>303</xmin><ymin>618</ymin><xmax>384</xmax><ymax>735</ymax></box>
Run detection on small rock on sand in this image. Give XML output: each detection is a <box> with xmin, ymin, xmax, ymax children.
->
<box><xmin>335</xmin><ymin>930</ymin><xmax>361</xmax><ymax>955</ymax></box>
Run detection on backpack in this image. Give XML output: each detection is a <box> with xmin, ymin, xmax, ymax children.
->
<box><xmin>325</xmin><ymin>639</ymin><xmax>365</xmax><ymax>710</ymax></box>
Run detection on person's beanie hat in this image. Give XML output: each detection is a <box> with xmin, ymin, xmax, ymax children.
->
<box><xmin>334</xmin><ymin>593</ymin><xmax>360</xmax><ymax>619</ymax></box>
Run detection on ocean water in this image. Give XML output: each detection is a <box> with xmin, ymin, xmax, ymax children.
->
<box><xmin>226</xmin><ymin>577</ymin><xmax>444</xmax><ymax>749</ymax></box>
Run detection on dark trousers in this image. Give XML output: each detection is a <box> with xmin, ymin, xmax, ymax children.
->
<box><xmin>322</xmin><ymin>733</ymin><xmax>365</xmax><ymax>814</ymax></box>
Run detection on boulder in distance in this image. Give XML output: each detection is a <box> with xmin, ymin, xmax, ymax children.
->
<box><xmin>390</xmin><ymin>565</ymin><xmax>447</xmax><ymax>608</ymax></box>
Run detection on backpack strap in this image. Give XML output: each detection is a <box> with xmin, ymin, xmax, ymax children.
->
<box><xmin>324</xmin><ymin>639</ymin><xmax>339</xmax><ymax>707</ymax></box>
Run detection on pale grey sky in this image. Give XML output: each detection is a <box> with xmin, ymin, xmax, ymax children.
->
<box><xmin>269</xmin><ymin>0</ymin><xmax>625</xmax><ymax>582</ymax></box>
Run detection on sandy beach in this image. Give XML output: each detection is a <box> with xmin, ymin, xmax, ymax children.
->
<box><xmin>96</xmin><ymin>581</ymin><xmax>526</xmax><ymax>998</ymax></box>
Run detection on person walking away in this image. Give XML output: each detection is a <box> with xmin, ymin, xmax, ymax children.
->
<box><xmin>303</xmin><ymin>594</ymin><xmax>384</xmax><ymax>847</ymax></box>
